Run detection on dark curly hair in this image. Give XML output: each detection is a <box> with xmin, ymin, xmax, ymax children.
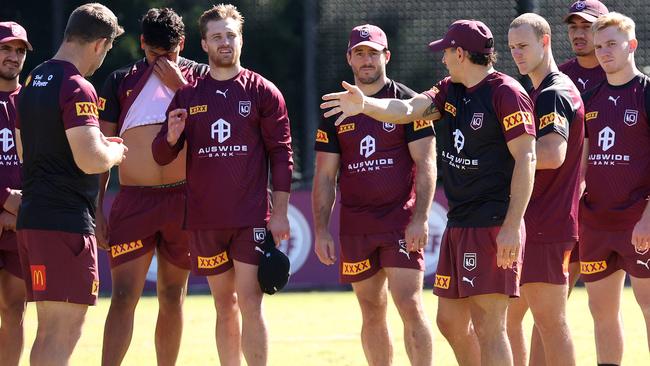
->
<box><xmin>141</xmin><ymin>8</ymin><xmax>185</xmax><ymax>51</ymax></box>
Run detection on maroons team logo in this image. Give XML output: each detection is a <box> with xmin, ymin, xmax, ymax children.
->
<box><xmin>239</xmin><ymin>101</ymin><xmax>251</xmax><ymax>117</ymax></box>
<box><xmin>470</xmin><ymin>113</ymin><xmax>483</xmax><ymax>130</ymax></box>
<box><xmin>575</xmin><ymin>1</ymin><xmax>586</xmax><ymax>10</ymax></box>
<box><xmin>253</xmin><ymin>228</ymin><xmax>266</xmax><ymax>243</ymax></box>
<box><xmin>463</xmin><ymin>253</ymin><xmax>477</xmax><ymax>271</ymax></box>
<box><xmin>360</xmin><ymin>27</ymin><xmax>370</xmax><ymax>38</ymax></box>
<box><xmin>382</xmin><ymin>122</ymin><xmax>396</xmax><ymax>132</ymax></box>
<box><xmin>423</xmin><ymin>201</ymin><xmax>448</xmax><ymax>278</ymax></box>
<box><xmin>624</xmin><ymin>109</ymin><xmax>638</xmax><ymax>126</ymax></box>
<box><xmin>277</xmin><ymin>204</ymin><xmax>312</xmax><ymax>274</ymax></box>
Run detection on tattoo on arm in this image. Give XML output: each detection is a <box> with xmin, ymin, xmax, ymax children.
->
<box><xmin>423</xmin><ymin>103</ymin><xmax>438</xmax><ymax>118</ymax></box>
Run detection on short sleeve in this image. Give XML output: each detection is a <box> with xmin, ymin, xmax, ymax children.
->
<box><xmin>98</xmin><ymin>71</ymin><xmax>122</xmax><ymax>123</ymax></box>
<box><xmin>422</xmin><ymin>77</ymin><xmax>451</xmax><ymax>116</ymax></box>
<box><xmin>314</xmin><ymin>118</ymin><xmax>340</xmax><ymax>153</ymax></box>
<box><xmin>493</xmin><ymin>82</ymin><xmax>536</xmax><ymax>141</ymax></box>
<box><xmin>534</xmin><ymin>89</ymin><xmax>572</xmax><ymax>141</ymax></box>
<box><xmin>60</xmin><ymin>76</ymin><xmax>100</xmax><ymax>130</ymax></box>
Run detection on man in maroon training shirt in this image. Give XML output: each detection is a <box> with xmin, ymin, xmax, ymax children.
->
<box><xmin>152</xmin><ymin>4</ymin><xmax>292</xmax><ymax>366</ymax></box>
<box><xmin>0</xmin><ymin>20</ymin><xmax>30</xmax><ymax>366</ymax></box>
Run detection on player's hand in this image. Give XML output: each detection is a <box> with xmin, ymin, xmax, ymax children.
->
<box><xmin>0</xmin><ymin>210</ymin><xmax>17</xmax><ymax>237</ymax></box>
<box><xmin>314</xmin><ymin>230</ymin><xmax>337</xmax><ymax>265</ymax></box>
<box><xmin>321</xmin><ymin>81</ymin><xmax>366</xmax><ymax>126</ymax></box>
<box><xmin>267</xmin><ymin>212</ymin><xmax>290</xmax><ymax>247</ymax></box>
<box><xmin>405</xmin><ymin>216</ymin><xmax>428</xmax><ymax>251</ymax></box>
<box><xmin>106</xmin><ymin>136</ymin><xmax>128</xmax><ymax>166</ymax></box>
<box><xmin>2</xmin><ymin>189</ymin><xmax>22</xmax><ymax>215</ymax></box>
<box><xmin>496</xmin><ymin>223</ymin><xmax>522</xmax><ymax>269</ymax></box>
<box><xmin>632</xmin><ymin>215</ymin><xmax>650</xmax><ymax>254</ymax></box>
<box><xmin>153</xmin><ymin>57</ymin><xmax>187</xmax><ymax>92</ymax></box>
<box><xmin>95</xmin><ymin>209</ymin><xmax>110</xmax><ymax>251</ymax></box>
<box><xmin>167</xmin><ymin>109</ymin><xmax>187</xmax><ymax>146</ymax></box>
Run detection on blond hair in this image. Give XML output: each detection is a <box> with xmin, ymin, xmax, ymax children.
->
<box><xmin>198</xmin><ymin>4</ymin><xmax>244</xmax><ymax>38</ymax></box>
<box><xmin>509</xmin><ymin>13</ymin><xmax>551</xmax><ymax>40</ymax></box>
<box><xmin>592</xmin><ymin>12</ymin><xmax>636</xmax><ymax>39</ymax></box>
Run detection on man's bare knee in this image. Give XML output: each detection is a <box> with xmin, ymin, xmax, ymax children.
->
<box><xmin>157</xmin><ymin>284</ymin><xmax>186</xmax><ymax>310</ymax></box>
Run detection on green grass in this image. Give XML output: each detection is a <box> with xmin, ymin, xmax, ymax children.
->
<box><xmin>19</xmin><ymin>288</ymin><xmax>648</xmax><ymax>365</ymax></box>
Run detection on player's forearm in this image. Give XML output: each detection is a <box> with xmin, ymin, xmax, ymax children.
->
<box><xmin>503</xmin><ymin>152</ymin><xmax>536</xmax><ymax>229</ymax></box>
<box><xmin>97</xmin><ymin>171</ymin><xmax>111</xmax><ymax>206</ymax></box>
<box><xmin>311</xmin><ymin>175</ymin><xmax>336</xmax><ymax>234</ymax></box>
<box><xmin>271</xmin><ymin>191</ymin><xmax>290</xmax><ymax>217</ymax></box>
<box><xmin>76</xmin><ymin>139</ymin><xmax>120</xmax><ymax>174</ymax></box>
<box><xmin>362</xmin><ymin>97</ymin><xmax>423</xmax><ymax>125</ymax></box>
<box><xmin>152</xmin><ymin>130</ymin><xmax>183</xmax><ymax>166</ymax></box>
<box><xmin>412</xmin><ymin>159</ymin><xmax>436</xmax><ymax>223</ymax></box>
<box><xmin>1</xmin><ymin>188</ymin><xmax>21</xmax><ymax>215</ymax></box>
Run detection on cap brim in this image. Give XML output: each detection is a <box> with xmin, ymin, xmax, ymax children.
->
<box><xmin>563</xmin><ymin>12</ymin><xmax>598</xmax><ymax>23</ymax></box>
<box><xmin>349</xmin><ymin>41</ymin><xmax>385</xmax><ymax>52</ymax></box>
<box><xmin>0</xmin><ymin>36</ymin><xmax>33</xmax><ymax>51</ymax></box>
<box><xmin>428</xmin><ymin>38</ymin><xmax>450</xmax><ymax>52</ymax></box>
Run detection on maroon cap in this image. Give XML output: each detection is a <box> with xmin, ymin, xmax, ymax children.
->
<box><xmin>563</xmin><ymin>0</ymin><xmax>609</xmax><ymax>23</ymax></box>
<box><xmin>347</xmin><ymin>24</ymin><xmax>388</xmax><ymax>52</ymax></box>
<box><xmin>428</xmin><ymin>20</ymin><xmax>494</xmax><ymax>54</ymax></box>
<box><xmin>0</xmin><ymin>21</ymin><xmax>32</xmax><ymax>50</ymax></box>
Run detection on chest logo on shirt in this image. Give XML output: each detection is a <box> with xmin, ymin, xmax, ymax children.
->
<box><xmin>608</xmin><ymin>95</ymin><xmax>620</xmax><ymax>106</ymax></box>
<box><xmin>0</xmin><ymin>128</ymin><xmax>15</xmax><ymax>152</ymax></box>
<box><xmin>211</xmin><ymin>119</ymin><xmax>231</xmax><ymax>143</ymax></box>
<box><xmin>453</xmin><ymin>129</ymin><xmax>465</xmax><ymax>153</ymax></box>
<box><xmin>470</xmin><ymin>113</ymin><xmax>483</xmax><ymax>130</ymax></box>
<box><xmin>239</xmin><ymin>101</ymin><xmax>251</xmax><ymax>117</ymax></box>
<box><xmin>502</xmin><ymin>111</ymin><xmax>533</xmax><ymax>131</ymax></box>
<box><xmin>598</xmin><ymin>127</ymin><xmax>615</xmax><ymax>151</ymax></box>
<box><xmin>382</xmin><ymin>122</ymin><xmax>396</xmax><ymax>133</ymax></box>
<box><xmin>360</xmin><ymin>135</ymin><xmax>376</xmax><ymax>158</ymax></box>
<box><xmin>586</xmin><ymin>111</ymin><xmax>598</xmax><ymax>121</ymax></box>
<box><xmin>624</xmin><ymin>109</ymin><xmax>638</xmax><ymax>126</ymax></box>
<box><xmin>539</xmin><ymin>112</ymin><xmax>566</xmax><ymax>130</ymax></box>
<box><xmin>444</xmin><ymin>102</ymin><xmax>457</xmax><ymax>117</ymax></box>
<box><xmin>577</xmin><ymin>78</ymin><xmax>588</xmax><ymax>90</ymax></box>
<box><xmin>216</xmin><ymin>89</ymin><xmax>228</xmax><ymax>98</ymax></box>
<box><xmin>190</xmin><ymin>105</ymin><xmax>208</xmax><ymax>115</ymax></box>
<box><xmin>75</xmin><ymin>102</ymin><xmax>99</xmax><ymax>118</ymax></box>
<box><xmin>338</xmin><ymin>123</ymin><xmax>355</xmax><ymax>134</ymax></box>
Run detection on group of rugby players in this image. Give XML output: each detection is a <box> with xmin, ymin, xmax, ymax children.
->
<box><xmin>0</xmin><ymin>0</ymin><xmax>648</xmax><ymax>365</ymax></box>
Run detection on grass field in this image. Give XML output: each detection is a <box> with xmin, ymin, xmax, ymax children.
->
<box><xmin>19</xmin><ymin>288</ymin><xmax>647</xmax><ymax>365</ymax></box>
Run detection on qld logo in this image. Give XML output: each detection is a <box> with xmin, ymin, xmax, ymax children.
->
<box><xmin>470</xmin><ymin>113</ymin><xmax>483</xmax><ymax>130</ymax></box>
<box><xmin>277</xmin><ymin>204</ymin><xmax>312</xmax><ymax>274</ymax></box>
<box><xmin>239</xmin><ymin>101</ymin><xmax>251</xmax><ymax>117</ymax></box>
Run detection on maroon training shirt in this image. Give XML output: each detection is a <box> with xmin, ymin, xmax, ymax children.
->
<box><xmin>0</xmin><ymin>86</ymin><xmax>21</xmax><ymax>206</ymax></box>
<box><xmin>526</xmin><ymin>72</ymin><xmax>584</xmax><ymax>243</ymax></box>
<box><xmin>152</xmin><ymin>68</ymin><xmax>293</xmax><ymax>230</ymax></box>
<box><xmin>559</xmin><ymin>58</ymin><xmax>606</xmax><ymax>93</ymax></box>
<box><xmin>314</xmin><ymin>80</ymin><xmax>435</xmax><ymax>235</ymax></box>
<box><xmin>582</xmin><ymin>74</ymin><xmax>650</xmax><ymax>230</ymax></box>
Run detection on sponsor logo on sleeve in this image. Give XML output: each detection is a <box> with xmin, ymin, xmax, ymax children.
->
<box><xmin>539</xmin><ymin>112</ymin><xmax>566</xmax><ymax>130</ymax></box>
<box><xmin>502</xmin><ymin>111</ymin><xmax>533</xmax><ymax>131</ymax></box>
<box><xmin>75</xmin><ymin>102</ymin><xmax>99</xmax><ymax>118</ymax></box>
<box><xmin>91</xmin><ymin>280</ymin><xmax>100</xmax><ymax>295</ymax></box>
<box><xmin>111</xmin><ymin>240</ymin><xmax>144</xmax><ymax>258</ymax></box>
<box><xmin>189</xmin><ymin>105</ymin><xmax>208</xmax><ymax>115</ymax></box>
<box><xmin>31</xmin><ymin>265</ymin><xmax>47</xmax><ymax>291</ymax></box>
<box><xmin>338</xmin><ymin>123</ymin><xmax>355</xmax><ymax>134</ymax></box>
<box><xmin>198</xmin><ymin>252</ymin><xmax>229</xmax><ymax>269</ymax></box>
<box><xmin>434</xmin><ymin>274</ymin><xmax>450</xmax><ymax>289</ymax></box>
<box><xmin>585</xmin><ymin>111</ymin><xmax>598</xmax><ymax>121</ymax></box>
<box><xmin>97</xmin><ymin>97</ymin><xmax>106</xmax><ymax>111</ymax></box>
<box><xmin>316</xmin><ymin>129</ymin><xmax>329</xmax><ymax>143</ymax></box>
<box><xmin>342</xmin><ymin>259</ymin><xmax>371</xmax><ymax>275</ymax></box>
<box><xmin>444</xmin><ymin>102</ymin><xmax>457</xmax><ymax>117</ymax></box>
<box><xmin>413</xmin><ymin>119</ymin><xmax>432</xmax><ymax>131</ymax></box>
<box><xmin>580</xmin><ymin>260</ymin><xmax>607</xmax><ymax>274</ymax></box>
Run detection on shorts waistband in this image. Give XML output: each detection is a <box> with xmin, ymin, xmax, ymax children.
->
<box><xmin>120</xmin><ymin>181</ymin><xmax>186</xmax><ymax>193</ymax></box>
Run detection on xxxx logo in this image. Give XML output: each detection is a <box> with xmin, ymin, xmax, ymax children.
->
<box><xmin>97</xmin><ymin>97</ymin><xmax>106</xmax><ymax>111</ymax></box>
<box><xmin>434</xmin><ymin>274</ymin><xmax>450</xmax><ymax>289</ymax></box>
<box><xmin>190</xmin><ymin>105</ymin><xmax>208</xmax><ymax>115</ymax></box>
<box><xmin>342</xmin><ymin>259</ymin><xmax>371</xmax><ymax>275</ymax></box>
<box><xmin>111</xmin><ymin>240</ymin><xmax>144</xmax><ymax>258</ymax></box>
<box><xmin>585</xmin><ymin>111</ymin><xmax>598</xmax><ymax>121</ymax></box>
<box><xmin>75</xmin><ymin>102</ymin><xmax>99</xmax><ymax>118</ymax></box>
<box><xmin>91</xmin><ymin>280</ymin><xmax>100</xmax><ymax>295</ymax></box>
<box><xmin>338</xmin><ymin>123</ymin><xmax>355</xmax><ymax>134</ymax></box>
<box><xmin>539</xmin><ymin>112</ymin><xmax>566</xmax><ymax>130</ymax></box>
<box><xmin>316</xmin><ymin>129</ymin><xmax>329</xmax><ymax>143</ymax></box>
<box><xmin>444</xmin><ymin>102</ymin><xmax>457</xmax><ymax>117</ymax></box>
<box><xmin>580</xmin><ymin>260</ymin><xmax>607</xmax><ymax>274</ymax></box>
<box><xmin>502</xmin><ymin>111</ymin><xmax>533</xmax><ymax>131</ymax></box>
<box><xmin>414</xmin><ymin>119</ymin><xmax>432</xmax><ymax>131</ymax></box>
<box><xmin>198</xmin><ymin>252</ymin><xmax>229</xmax><ymax>269</ymax></box>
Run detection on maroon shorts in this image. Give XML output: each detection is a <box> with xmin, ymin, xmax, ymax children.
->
<box><xmin>520</xmin><ymin>241</ymin><xmax>575</xmax><ymax>285</ymax></box>
<box><xmin>0</xmin><ymin>231</ymin><xmax>22</xmax><ymax>279</ymax></box>
<box><xmin>433</xmin><ymin>226</ymin><xmax>524</xmax><ymax>298</ymax></box>
<box><xmin>338</xmin><ymin>230</ymin><xmax>424</xmax><ymax>283</ymax></box>
<box><xmin>17</xmin><ymin>229</ymin><xmax>99</xmax><ymax>305</ymax></box>
<box><xmin>108</xmin><ymin>184</ymin><xmax>190</xmax><ymax>270</ymax></box>
<box><xmin>188</xmin><ymin>225</ymin><xmax>267</xmax><ymax>276</ymax></box>
<box><xmin>579</xmin><ymin>224</ymin><xmax>650</xmax><ymax>282</ymax></box>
